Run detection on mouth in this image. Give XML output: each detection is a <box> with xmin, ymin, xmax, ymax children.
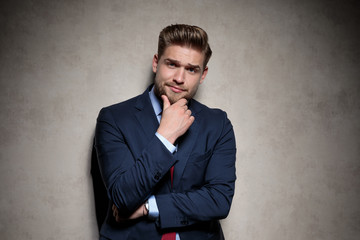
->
<box><xmin>169</xmin><ymin>85</ymin><xmax>185</xmax><ymax>93</ymax></box>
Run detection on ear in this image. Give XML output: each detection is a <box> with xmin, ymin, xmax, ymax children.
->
<box><xmin>199</xmin><ymin>66</ymin><xmax>208</xmax><ymax>84</ymax></box>
<box><xmin>152</xmin><ymin>54</ymin><xmax>159</xmax><ymax>73</ymax></box>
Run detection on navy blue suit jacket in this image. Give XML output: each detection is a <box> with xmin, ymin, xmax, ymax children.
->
<box><xmin>95</xmin><ymin>86</ymin><xmax>236</xmax><ymax>240</ymax></box>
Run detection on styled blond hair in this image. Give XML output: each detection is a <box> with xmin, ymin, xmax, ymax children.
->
<box><xmin>157</xmin><ymin>24</ymin><xmax>212</xmax><ymax>69</ymax></box>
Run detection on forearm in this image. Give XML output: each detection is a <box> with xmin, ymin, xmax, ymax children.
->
<box><xmin>155</xmin><ymin>176</ymin><xmax>235</xmax><ymax>228</ymax></box>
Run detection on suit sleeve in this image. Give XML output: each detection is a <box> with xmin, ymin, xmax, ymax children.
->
<box><xmin>94</xmin><ymin>107</ymin><xmax>176</xmax><ymax>216</ymax></box>
<box><xmin>155</xmin><ymin>112</ymin><xmax>237</xmax><ymax>229</ymax></box>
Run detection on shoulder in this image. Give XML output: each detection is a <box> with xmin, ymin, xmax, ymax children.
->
<box><xmin>96</xmin><ymin>92</ymin><xmax>147</xmax><ymax>124</ymax></box>
<box><xmin>102</xmin><ymin>95</ymin><xmax>140</xmax><ymax>113</ymax></box>
<box><xmin>190</xmin><ymin>99</ymin><xmax>236</xmax><ymax>147</ymax></box>
<box><xmin>99</xmin><ymin>85</ymin><xmax>152</xmax><ymax>115</ymax></box>
<box><xmin>191</xmin><ymin>99</ymin><xmax>229</xmax><ymax>121</ymax></box>
<box><xmin>191</xmin><ymin>99</ymin><xmax>233</xmax><ymax>137</ymax></box>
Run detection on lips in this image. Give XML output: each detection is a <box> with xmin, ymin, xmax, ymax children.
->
<box><xmin>169</xmin><ymin>85</ymin><xmax>185</xmax><ymax>93</ymax></box>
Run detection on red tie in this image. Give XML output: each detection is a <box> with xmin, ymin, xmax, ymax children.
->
<box><xmin>161</xmin><ymin>232</ymin><xmax>176</xmax><ymax>240</ymax></box>
<box><xmin>161</xmin><ymin>166</ymin><xmax>176</xmax><ymax>240</ymax></box>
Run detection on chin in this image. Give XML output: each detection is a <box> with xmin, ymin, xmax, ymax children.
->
<box><xmin>167</xmin><ymin>95</ymin><xmax>181</xmax><ymax>104</ymax></box>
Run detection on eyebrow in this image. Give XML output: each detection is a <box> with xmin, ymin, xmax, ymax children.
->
<box><xmin>164</xmin><ymin>58</ymin><xmax>201</xmax><ymax>70</ymax></box>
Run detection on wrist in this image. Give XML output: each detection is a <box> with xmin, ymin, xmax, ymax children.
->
<box><xmin>157</xmin><ymin>129</ymin><xmax>177</xmax><ymax>145</ymax></box>
<box><xmin>143</xmin><ymin>201</ymin><xmax>149</xmax><ymax>216</ymax></box>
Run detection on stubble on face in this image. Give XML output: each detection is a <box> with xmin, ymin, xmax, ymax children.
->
<box><xmin>153</xmin><ymin>75</ymin><xmax>200</xmax><ymax>104</ymax></box>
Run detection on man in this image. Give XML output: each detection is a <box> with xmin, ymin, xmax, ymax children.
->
<box><xmin>95</xmin><ymin>24</ymin><xmax>236</xmax><ymax>240</ymax></box>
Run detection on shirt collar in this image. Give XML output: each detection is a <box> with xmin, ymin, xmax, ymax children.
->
<box><xmin>149</xmin><ymin>86</ymin><xmax>162</xmax><ymax>117</ymax></box>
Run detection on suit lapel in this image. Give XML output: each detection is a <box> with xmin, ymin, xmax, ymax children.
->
<box><xmin>134</xmin><ymin>89</ymin><xmax>160</xmax><ymax>142</ymax></box>
<box><xmin>173</xmin><ymin>99</ymin><xmax>202</xmax><ymax>188</ymax></box>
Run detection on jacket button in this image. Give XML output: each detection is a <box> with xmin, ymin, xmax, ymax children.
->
<box><xmin>154</xmin><ymin>172</ymin><xmax>161</xmax><ymax>180</ymax></box>
<box><xmin>180</xmin><ymin>220</ymin><xmax>188</xmax><ymax>225</ymax></box>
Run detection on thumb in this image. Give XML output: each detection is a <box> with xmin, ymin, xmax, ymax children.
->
<box><xmin>161</xmin><ymin>95</ymin><xmax>170</xmax><ymax>110</ymax></box>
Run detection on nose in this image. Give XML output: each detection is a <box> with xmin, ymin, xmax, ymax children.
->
<box><xmin>173</xmin><ymin>68</ymin><xmax>185</xmax><ymax>84</ymax></box>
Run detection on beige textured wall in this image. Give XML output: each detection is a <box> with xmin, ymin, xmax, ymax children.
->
<box><xmin>1</xmin><ymin>0</ymin><xmax>359</xmax><ymax>239</ymax></box>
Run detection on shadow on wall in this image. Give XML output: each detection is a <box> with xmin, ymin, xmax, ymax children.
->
<box><xmin>90</xmin><ymin>69</ymin><xmax>155</xmax><ymax>230</ymax></box>
<box><xmin>90</xmin><ymin>139</ymin><xmax>108</xmax><ymax>231</ymax></box>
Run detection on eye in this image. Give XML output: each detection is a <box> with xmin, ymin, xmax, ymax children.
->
<box><xmin>187</xmin><ymin>67</ymin><xmax>198</xmax><ymax>74</ymax></box>
<box><xmin>166</xmin><ymin>61</ymin><xmax>176</xmax><ymax>68</ymax></box>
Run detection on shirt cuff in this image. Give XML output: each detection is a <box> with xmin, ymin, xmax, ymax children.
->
<box><xmin>148</xmin><ymin>195</ymin><xmax>159</xmax><ymax>220</ymax></box>
<box><xmin>155</xmin><ymin>132</ymin><xmax>177</xmax><ymax>153</ymax></box>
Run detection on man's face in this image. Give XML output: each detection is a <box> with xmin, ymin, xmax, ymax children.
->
<box><xmin>152</xmin><ymin>45</ymin><xmax>208</xmax><ymax>104</ymax></box>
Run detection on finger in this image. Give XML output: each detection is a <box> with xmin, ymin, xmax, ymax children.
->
<box><xmin>183</xmin><ymin>116</ymin><xmax>195</xmax><ymax>130</ymax></box>
<box><xmin>161</xmin><ymin>95</ymin><xmax>170</xmax><ymax>110</ymax></box>
<box><xmin>188</xmin><ymin>116</ymin><xmax>195</xmax><ymax>125</ymax></box>
<box><xmin>185</xmin><ymin>109</ymin><xmax>191</xmax><ymax>115</ymax></box>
